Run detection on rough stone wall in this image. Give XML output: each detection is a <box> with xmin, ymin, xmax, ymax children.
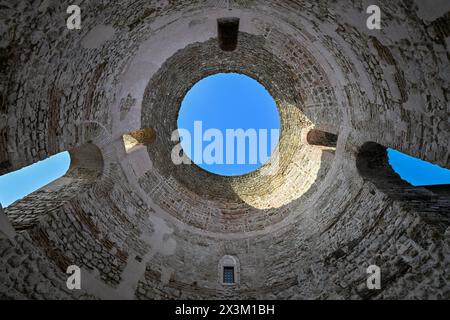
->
<box><xmin>0</xmin><ymin>0</ymin><xmax>449</xmax><ymax>300</ymax></box>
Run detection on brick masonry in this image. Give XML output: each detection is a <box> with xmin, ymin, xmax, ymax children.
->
<box><xmin>0</xmin><ymin>0</ymin><xmax>449</xmax><ymax>299</ymax></box>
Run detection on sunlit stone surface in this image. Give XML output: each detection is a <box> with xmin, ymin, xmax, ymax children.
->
<box><xmin>0</xmin><ymin>0</ymin><xmax>449</xmax><ymax>300</ymax></box>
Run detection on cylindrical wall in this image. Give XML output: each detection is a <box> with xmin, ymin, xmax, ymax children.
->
<box><xmin>0</xmin><ymin>0</ymin><xmax>449</xmax><ymax>299</ymax></box>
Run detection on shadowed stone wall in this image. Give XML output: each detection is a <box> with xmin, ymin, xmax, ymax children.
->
<box><xmin>0</xmin><ymin>0</ymin><xmax>449</xmax><ymax>299</ymax></box>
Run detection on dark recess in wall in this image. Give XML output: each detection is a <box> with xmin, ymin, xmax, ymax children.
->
<box><xmin>217</xmin><ymin>17</ymin><xmax>240</xmax><ymax>51</ymax></box>
<box><xmin>307</xmin><ymin>129</ymin><xmax>338</xmax><ymax>147</ymax></box>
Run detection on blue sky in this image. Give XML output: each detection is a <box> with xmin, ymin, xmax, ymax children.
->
<box><xmin>0</xmin><ymin>152</ymin><xmax>70</xmax><ymax>207</ymax></box>
<box><xmin>0</xmin><ymin>73</ymin><xmax>449</xmax><ymax>207</ymax></box>
<box><xmin>177</xmin><ymin>73</ymin><xmax>280</xmax><ymax>176</ymax></box>
<box><xmin>387</xmin><ymin>149</ymin><xmax>450</xmax><ymax>186</ymax></box>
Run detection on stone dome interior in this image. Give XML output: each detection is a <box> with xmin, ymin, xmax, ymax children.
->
<box><xmin>0</xmin><ymin>0</ymin><xmax>449</xmax><ymax>300</ymax></box>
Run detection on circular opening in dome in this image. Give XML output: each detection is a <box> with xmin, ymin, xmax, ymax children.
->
<box><xmin>177</xmin><ymin>73</ymin><xmax>281</xmax><ymax>176</ymax></box>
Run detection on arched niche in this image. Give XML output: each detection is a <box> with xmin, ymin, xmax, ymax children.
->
<box><xmin>306</xmin><ymin>129</ymin><xmax>338</xmax><ymax>148</ymax></box>
<box><xmin>356</xmin><ymin>142</ymin><xmax>450</xmax><ymax>233</ymax></box>
<box><xmin>5</xmin><ymin>143</ymin><xmax>104</xmax><ymax>231</ymax></box>
<box><xmin>218</xmin><ymin>255</ymin><xmax>240</xmax><ymax>286</ymax></box>
<box><xmin>123</xmin><ymin>128</ymin><xmax>156</xmax><ymax>153</ymax></box>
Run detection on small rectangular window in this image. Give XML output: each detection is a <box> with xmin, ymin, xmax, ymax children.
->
<box><xmin>223</xmin><ymin>266</ymin><xmax>235</xmax><ymax>284</ymax></box>
<box><xmin>217</xmin><ymin>18</ymin><xmax>240</xmax><ymax>51</ymax></box>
